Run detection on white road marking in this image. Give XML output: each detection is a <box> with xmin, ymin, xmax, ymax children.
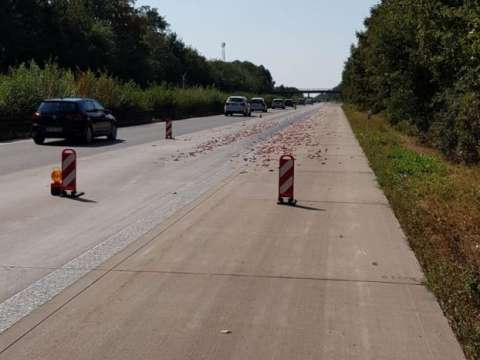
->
<box><xmin>0</xmin><ymin>139</ymin><xmax>32</xmax><ymax>146</ymax></box>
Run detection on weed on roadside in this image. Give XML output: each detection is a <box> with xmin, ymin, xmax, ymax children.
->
<box><xmin>344</xmin><ymin>105</ymin><xmax>480</xmax><ymax>359</ymax></box>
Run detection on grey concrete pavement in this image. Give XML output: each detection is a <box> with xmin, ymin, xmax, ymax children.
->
<box><xmin>0</xmin><ymin>109</ymin><xmax>291</xmax><ymax>176</ymax></box>
<box><xmin>0</xmin><ymin>104</ymin><xmax>465</xmax><ymax>359</ymax></box>
<box><xmin>0</xmin><ymin>105</ymin><xmax>319</xmax><ymax>332</ymax></box>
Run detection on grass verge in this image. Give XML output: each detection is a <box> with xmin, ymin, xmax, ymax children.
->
<box><xmin>343</xmin><ymin>105</ymin><xmax>480</xmax><ymax>359</ymax></box>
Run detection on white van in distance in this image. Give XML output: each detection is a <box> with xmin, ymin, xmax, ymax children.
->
<box><xmin>224</xmin><ymin>96</ymin><xmax>251</xmax><ymax>116</ymax></box>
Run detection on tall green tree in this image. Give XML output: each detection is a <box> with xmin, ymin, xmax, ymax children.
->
<box><xmin>0</xmin><ymin>0</ymin><xmax>274</xmax><ymax>93</ymax></box>
<box><xmin>342</xmin><ymin>0</ymin><xmax>480</xmax><ymax>162</ymax></box>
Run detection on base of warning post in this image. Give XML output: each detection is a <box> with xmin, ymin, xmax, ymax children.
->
<box><xmin>277</xmin><ymin>197</ymin><xmax>297</xmax><ymax>206</ymax></box>
<box><xmin>51</xmin><ymin>184</ymin><xmax>63</xmax><ymax>196</ymax></box>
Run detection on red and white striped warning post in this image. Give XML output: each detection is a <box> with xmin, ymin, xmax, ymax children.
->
<box><xmin>50</xmin><ymin>149</ymin><xmax>84</xmax><ymax>198</ymax></box>
<box><xmin>278</xmin><ymin>154</ymin><xmax>297</xmax><ymax>206</ymax></box>
<box><xmin>60</xmin><ymin>149</ymin><xmax>84</xmax><ymax>198</ymax></box>
<box><xmin>62</xmin><ymin>149</ymin><xmax>76</xmax><ymax>193</ymax></box>
<box><xmin>165</xmin><ymin>118</ymin><xmax>173</xmax><ymax>139</ymax></box>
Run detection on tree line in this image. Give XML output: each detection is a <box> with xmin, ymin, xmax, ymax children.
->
<box><xmin>0</xmin><ymin>0</ymin><xmax>274</xmax><ymax>93</ymax></box>
<box><xmin>341</xmin><ymin>0</ymin><xmax>480</xmax><ymax>163</ymax></box>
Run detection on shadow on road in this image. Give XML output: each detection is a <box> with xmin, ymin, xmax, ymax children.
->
<box><xmin>43</xmin><ymin>139</ymin><xmax>125</xmax><ymax>148</ymax></box>
<box><xmin>67</xmin><ymin>197</ymin><xmax>97</xmax><ymax>204</ymax></box>
<box><xmin>293</xmin><ymin>204</ymin><xmax>326</xmax><ymax>211</ymax></box>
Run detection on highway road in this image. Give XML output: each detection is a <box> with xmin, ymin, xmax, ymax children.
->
<box><xmin>0</xmin><ymin>104</ymin><xmax>465</xmax><ymax>359</ymax></box>
<box><xmin>0</xmin><ymin>105</ymin><xmax>319</xmax><ymax>329</ymax></box>
<box><xmin>0</xmin><ymin>110</ymin><xmax>289</xmax><ymax>176</ymax></box>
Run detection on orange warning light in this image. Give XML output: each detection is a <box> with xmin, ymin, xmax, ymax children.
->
<box><xmin>51</xmin><ymin>168</ymin><xmax>62</xmax><ymax>184</ymax></box>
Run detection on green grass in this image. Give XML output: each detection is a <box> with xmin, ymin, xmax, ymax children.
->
<box><xmin>344</xmin><ymin>105</ymin><xmax>480</xmax><ymax>360</ymax></box>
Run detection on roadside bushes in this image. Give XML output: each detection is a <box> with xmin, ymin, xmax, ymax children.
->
<box><xmin>454</xmin><ymin>92</ymin><xmax>480</xmax><ymax>163</ymax></box>
<box><xmin>0</xmin><ymin>62</ymin><xmax>75</xmax><ymax>121</ymax></box>
<box><xmin>341</xmin><ymin>1</ymin><xmax>480</xmax><ymax>163</ymax></box>
<box><xmin>0</xmin><ymin>61</ymin><xmax>231</xmax><ymax>140</ymax></box>
<box><xmin>0</xmin><ymin>62</ymin><xmax>78</xmax><ymax>139</ymax></box>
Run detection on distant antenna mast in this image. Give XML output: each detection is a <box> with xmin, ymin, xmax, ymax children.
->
<box><xmin>221</xmin><ymin>42</ymin><xmax>226</xmax><ymax>61</ymax></box>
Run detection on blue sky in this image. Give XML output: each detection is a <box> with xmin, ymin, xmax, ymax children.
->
<box><xmin>136</xmin><ymin>0</ymin><xmax>380</xmax><ymax>88</ymax></box>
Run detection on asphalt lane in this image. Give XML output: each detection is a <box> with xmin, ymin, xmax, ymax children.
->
<box><xmin>0</xmin><ymin>110</ymin><xmax>294</xmax><ymax>176</ymax></box>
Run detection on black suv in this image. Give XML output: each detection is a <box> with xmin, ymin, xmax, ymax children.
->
<box><xmin>31</xmin><ymin>98</ymin><xmax>117</xmax><ymax>144</ymax></box>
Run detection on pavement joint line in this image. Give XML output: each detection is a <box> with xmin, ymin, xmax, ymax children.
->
<box><xmin>294</xmin><ymin>199</ymin><xmax>390</xmax><ymax>207</ymax></box>
<box><xmin>296</xmin><ymin>169</ymin><xmax>374</xmax><ymax>175</ymax></box>
<box><xmin>0</xmin><ymin>267</ymin><xmax>424</xmax><ymax>287</ymax></box>
<box><xmin>108</xmin><ymin>269</ymin><xmax>425</xmax><ymax>287</ymax></box>
<box><xmin>314</xmin><ymin>141</ymin><xmax>361</xmax><ymax>144</ymax></box>
<box><xmin>305</xmin><ymin>153</ymin><xmax>364</xmax><ymax>157</ymax></box>
<box><xmin>237</xmin><ymin>198</ymin><xmax>390</xmax><ymax>207</ymax></box>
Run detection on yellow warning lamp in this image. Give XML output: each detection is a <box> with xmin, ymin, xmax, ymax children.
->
<box><xmin>51</xmin><ymin>168</ymin><xmax>62</xmax><ymax>185</ymax></box>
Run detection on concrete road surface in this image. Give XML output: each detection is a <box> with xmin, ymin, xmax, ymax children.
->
<box><xmin>0</xmin><ymin>104</ymin><xmax>465</xmax><ymax>359</ymax></box>
<box><xmin>0</xmin><ymin>106</ymin><xmax>318</xmax><ymax>327</ymax></box>
<box><xmin>0</xmin><ymin>110</ymin><xmax>289</xmax><ymax>176</ymax></box>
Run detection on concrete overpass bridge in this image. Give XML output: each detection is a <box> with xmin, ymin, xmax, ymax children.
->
<box><xmin>272</xmin><ymin>88</ymin><xmax>340</xmax><ymax>97</ymax></box>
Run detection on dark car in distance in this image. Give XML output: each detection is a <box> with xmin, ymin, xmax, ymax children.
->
<box><xmin>271</xmin><ymin>99</ymin><xmax>286</xmax><ymax>109</ymax></box>
<box><xmin>31</xmin><ymin>98</ymin><xmax>117</xmax><ymax>144</ymax></box>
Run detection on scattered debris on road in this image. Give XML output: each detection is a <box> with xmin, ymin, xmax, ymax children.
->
<box><xmin>169</xmin><ymin>117</ymin><xmax>283</xmax><ymax>162</ymax></box>
<box><xmin>242</xmin><ymin>113</ymin><xmax>329</xmax><ymax>170</ymax></box>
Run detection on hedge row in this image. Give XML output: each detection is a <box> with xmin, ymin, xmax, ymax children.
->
<box><xmin>341</xmin><ymin>1</ymin><xmax>480</xmax><ymax>163</ymax></box>
<box><xmin>0</xmin><ymin>62</ymin><xmax>235</xmax><ymax>140</ymax></box>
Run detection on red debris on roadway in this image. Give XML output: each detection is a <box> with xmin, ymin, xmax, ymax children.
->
<box><xmin>251</xmin><ymin>116</ymin><xmax>327</xmax><ymax>169</ymax></box>
<box><xmin>170</xmin><ymin>119</ymin><xmax>282</xmax><ymax>162</ymax></box>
